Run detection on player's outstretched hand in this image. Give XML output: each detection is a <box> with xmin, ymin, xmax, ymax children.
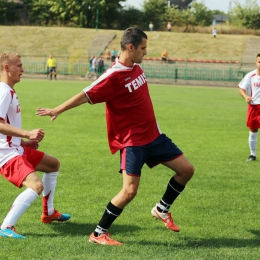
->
<box><xmin>36</xmin><ymin>108</ymin><xmax>58</xmax><ymax>121</ymax></box>
<box><xmin>28</xmin><ymin>128</ymin><xmax>44</xmax><ymax>142</ymax></box>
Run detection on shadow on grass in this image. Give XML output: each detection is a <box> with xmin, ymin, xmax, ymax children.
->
<box><xmin>26</xmin><ymin>221</ymin><xmax>140</xmax><ymax>238</ymax></box>
<box><xmin>137</xmin><ymin>229</ymin><xmax>260</xmax><ymax>248</ymax></box>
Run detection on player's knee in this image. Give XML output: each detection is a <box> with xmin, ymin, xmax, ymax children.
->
<box><xmin>32</xmin><ymin>180</ymin><xmax>44</xmax><ymax>195</ymax></box>
<box><xmin>124</xmin><ymin>190</ymin><xmax>137</xmax><ymax>203</ymax></box>
<box><xmin>51</xmin><ymin>158</ymin><xmax>60</xmax><ymax>172</ymax></box>
<box><xmin>176</xmin><ymin>163</ymin><xmax>195</xmax><ymax>182</ymax></box>
<box><xmin>183</xmin><ymin>164</ymin><xmax>195</xmax><ymax>180</ymax></box>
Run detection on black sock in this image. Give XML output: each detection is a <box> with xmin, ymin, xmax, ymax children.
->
<box><xmin>94</xmin><ymin>202</ymin><xmax>123</xmax><ymax>237</ymax></box>
<box><xmin>157</xmin><ymin>177</ymin><xmax>185</xmax><ymax>213</ymax></box>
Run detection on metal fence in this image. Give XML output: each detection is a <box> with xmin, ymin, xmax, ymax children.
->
<box><xmin>142</xmin><ymin>65</ymin><xmax>247</xmax><ymax>82</ymax></box>
<box><xmin>22</xmin><ymin>61</ymin><xmax>248</xmax><ymax>82</ymax></box>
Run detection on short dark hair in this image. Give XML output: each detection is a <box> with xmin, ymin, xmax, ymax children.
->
<box><xmin>120</xmin><ymin>27</ymin><xmax>147</xmax><ymax>51</ymax></box>
<box><xmin>257</xmin><ymin>53</ymin><xmax>260</xmax><ymax>58</ymax></box>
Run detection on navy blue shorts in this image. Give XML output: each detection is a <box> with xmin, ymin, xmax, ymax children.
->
<box><xmin>49</xmin><ymin>67</ymin><xmax>56</xmax><ymax>73</ymax></box>
<box><xmin>120</xmin><ymin>134</ymin><xmax>183</xmax><ymax>176</ymax></box>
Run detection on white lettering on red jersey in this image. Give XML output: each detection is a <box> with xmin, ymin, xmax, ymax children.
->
<box><xmin>83</xmin><ymin>59</ymin><xmax>161</xmax><ymax>154</ymax></box>
<box><xmin>0</xmin><ymin>82</ymin><xmax>22</xmax><ymax>167</ymax></box>
<box><xmin>238</xmin><ymin>69</ymin><xmax>260</xmax><ymax>104</ymax></box>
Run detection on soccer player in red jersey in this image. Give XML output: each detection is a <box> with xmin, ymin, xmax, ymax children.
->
<box><xmin>239</xmin><ymin>53</ymin><xmax>260</xmax><ymax>161</ymax></box>
<box><xmin>0</xmin><ymin>51</ymin><xmax>70</xmax><ymax>239</ymax></box>
<box><xmin>36</xmin><ymin>28</ymin><xmax>195</xmax><ymax>245</ymax></box>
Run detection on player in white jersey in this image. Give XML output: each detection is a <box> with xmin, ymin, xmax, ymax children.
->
<box><xmin>238</xmin><ymin>53</ymin><xmax>260</xmax><ymax>161</ymax></box>
<box><xmin>0</xmin><ymin>51</ymin><xmax>70</xmax><ymax>239</ymax></box>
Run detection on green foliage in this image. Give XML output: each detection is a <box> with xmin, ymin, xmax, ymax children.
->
<box><xmin>27</xmin><ymin>0</ymin><xmax>53</xmax><ymax>26</ymax></box>
<box><xmin>46</xmin><ymin>0</ymin><xmax>89</xmax><ymax>27</ymax></box>
<box><xmin>189</xmin><ymin>1</ymin><xmax>214</xmax><ymax>27</ymax></box>
<box><xmin>1</xmin><ymin>0</ymin><xmax>260</xmax><ymax>30</ymax></box>
<box><xmin>164</xmin><ymin>5</ymin><xmax>187</xmax><ymax>26</ymax></box>
<box><xmin>164</xmin><ymin>1</ymin><xmax>213</xmax><ymax>28</ymax></box>
<box><xmin>143</xmin><ymin>0</ymin><xmax>167</xmax><ymax>30</ymax></box>
<box><xmin>115</xmin><ymin>7</ymin><xmax>144</xmax><ymax>30</ymax></box>
<box><xmin>98</xmin><ymin>0</ymin><xmax>123</xmax><ymax>29</ymax></box>
<box><xmin>0</xmin><ymin>0</ymin><xmax>19</xmax><ymax>24</ymax></box>
<box><xmin>230</xmin><ymin>0</ymin><xmax>260</xmax><ymax>29</ymax></box>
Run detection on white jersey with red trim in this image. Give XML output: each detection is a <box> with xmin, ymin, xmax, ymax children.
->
<box><xmin>238</xmin><ymin>69</ymin><xmax>260</xmax><ymax>104</ymax></box>
<box><xmin>0</xmin><ymin>82</ymin><xmax>22</xmax><ymax>167</ymax></box>
<box><xmin>83</xmin><ymin>59</ymin><xmax>161</xmax><ymax>154</ymax></box>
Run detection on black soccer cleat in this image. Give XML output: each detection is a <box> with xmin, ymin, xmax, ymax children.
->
<box><xmin>247</xmin><ymin>155</ymin><xmax>256</xmax><ymax>161</ymax></box>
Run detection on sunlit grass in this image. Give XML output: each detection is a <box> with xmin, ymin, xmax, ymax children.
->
<box><xmin>0</xmin><ymin>79</ymin><xmax>260</xmax><ymax>259</ymax></box>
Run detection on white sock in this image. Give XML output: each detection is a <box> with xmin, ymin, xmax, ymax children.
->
<box><xmin>42</xmin><ymin>172</ymin><xmax>58</xmax><ymax>215</ymax></box>
<box><xmin>249</xmin><ymin>131</ymin><xmax>258</xmax><ymax>156</ymax></box>
<box><xmin>1</xmin><ymin>188</ymin><xmax>38</xmax><ymax>229</ymax></box>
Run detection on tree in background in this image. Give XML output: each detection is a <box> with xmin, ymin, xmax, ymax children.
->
<box><xmin>142</xmin><ymin>0</ymin><xmax>167</xmax><ymax>30</ymax></box>
<box><xmin>230</xmin><ymin>0</ymin><xmax>260</xmax><ymax>30</ymax></box>
<box><xmin>47</xmin><ymin>0</ymin><xmax>90</xmax><ymax>27</ymax></box>
<box><xmin>189</xmin><ymin>1</ymin><xmax>213</xmax><ymax>27</ymax></box>
<box><xmin>27</xmin><ymin>0</ymin><xmax>53</xmax><ymax>25</ymax></box>
<box><xmin>0</xmin><ymin>0</ymin><xmax>20</xmax><ymax>24</ymax></box>
<box><xmin>17</xmin><ymin>0</ymin><xmax>126</xmax><ymax>28</ymax></box>
<box><xmin>164</xmin><ymin>4</ymin><xmax>187</xmax><ymax>27</ymax></box>
<box><xmin>115</xmin><ymin>7</ymin><xmax>144</xmax><ymax>30</ymax></box>
<box><xmin>1</xmin><ymin>0</ymin><xmax>260</xmax><ymax>31</ymax></box>
<box><xmin>97</xmin><ymin>0</ymin><xmax>124</xmax><ymax>29</ymax></box>
<box><xmin>148</xmin><ymin>0</ymin><xmax>213</xmax><ymax>30</ymax></box>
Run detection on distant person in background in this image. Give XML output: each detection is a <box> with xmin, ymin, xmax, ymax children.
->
<box><xmin>92</xmin><ymin>56</ymin><xmax>97</xmax><ymax>73</ymax></box>
<box><xmin>149</xmin><ymin>21</ymin><xmax>154</xmax><ymax>31</ymax></box>
<box><xmin>110</xmin><ymin>49</ymin><xmax>117</xmax><ymax>62</ymax></box>
<box><xmin>105</xmin><ymin>49</ymin><xmax>111</xmax><ymax>61</ymax></box>
<box><xmin>167</xmin><ymin>22</ymin><xmax>172</xmax><ymax>32</ymax></box>
<box><xmin>97</xmin><ymin>56</ymin><xmax>104</xmax><ymax>74</ymax></box>
<box><xmin>238</xmin><ymin>53</ymin><xmax>260</xmax><ymax>161</ymax></box>
<box><xmin>161</xmin><ymin>49</ymin><xmax>168</xmax><ymax>62</ymax></box>
<box><xmin>212</xmin><ymin>28</ymin><xmax>217</xmax><ymax>38</ymax></box>
<box><xmin>86</xmin><ymin>55</ymin><xmax>94</xmax><ymax>79</ymax></box>
<box><xmin>89</xmin><ymin>56</ymin><xmax>94</xmax><ymax>72</ymax></box>
<box><xmin>0</xmin><ymin>51</ymin><xmax>70</xmax><ymax>239</ymax></box>
<box><xmin>46</xmin><ymin>54</ymin><xmax>57</xmax><ymax>80</ymax></box>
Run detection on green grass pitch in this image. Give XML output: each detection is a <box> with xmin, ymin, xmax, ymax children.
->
<box><xmin>1</xmin><ymin>79</ymin><xmax>260</xmax><ymax>259</ymax></box>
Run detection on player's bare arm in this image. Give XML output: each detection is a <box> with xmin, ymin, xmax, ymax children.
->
<box><xmin>21</xmin><ymin>139</ymin><xmax>39</xmax><ymax>150</ymax></box>
<box><xmin>239</xmin><ymin>88</ymin><xmax>253</xmax><ymax>103</ymax></box>
<box><xmin>0</xmin><ymin>119</ymin><xmax>44</xmax><ymax>142</ymax></box>
<box><xmin>36</xmin><ymin>91</ymin><xmax>89</xmax><ymax>121</ymax></box>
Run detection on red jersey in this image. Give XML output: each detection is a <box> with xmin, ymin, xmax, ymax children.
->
<box><xmin>83</xmin><ymin>59</ymin><xmax>161</xmax><ymax>154</ymax></box>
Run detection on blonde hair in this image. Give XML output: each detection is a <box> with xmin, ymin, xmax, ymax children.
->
<box><xmin>0</xmin><ymin>51</ymin><xmax>21</xmax><ymax>72</ymax></box>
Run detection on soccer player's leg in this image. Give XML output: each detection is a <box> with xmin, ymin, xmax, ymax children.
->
<box><xmin>0</xmin><ymin>156</ymin><xmax>42</xmax><ymax>238</ymax></box>
<box><xmin>54</xmin><ymin>67</ymin><xmax>57</xmax><ymax>80</ymax></box>
<box><xmin>149</xmin><ymin>134</ymin><xmax>194</xmax><ymax>232</ymax></box>
<box><xmin>89</xmin><ymin>147</ymin><xmax>144</xmax><ymax>245</ymax></box>
<box><xmin>246</xmin><ymin>105</ymin><xmax>260</xmax><ymax>161</ymax></box>
<box><xmin>49</xmin><ymin>67</ymin><xmax>53</xmax><ymax>80</ymax></box>
<box><xmin>34</xmin><ymin>152</ymin><xmax>70</xmax><ymax>223</ymax></box>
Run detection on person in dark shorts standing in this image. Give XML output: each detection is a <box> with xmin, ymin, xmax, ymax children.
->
<box><xmin>46</xmin><ymin>54</ymin><xmax>57</xmax><ymax>80</ymax></box>
<box><xmin>36</xmin><ymin>27</ymin><xmax>195</xmax><ymax>246</ymax></box>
